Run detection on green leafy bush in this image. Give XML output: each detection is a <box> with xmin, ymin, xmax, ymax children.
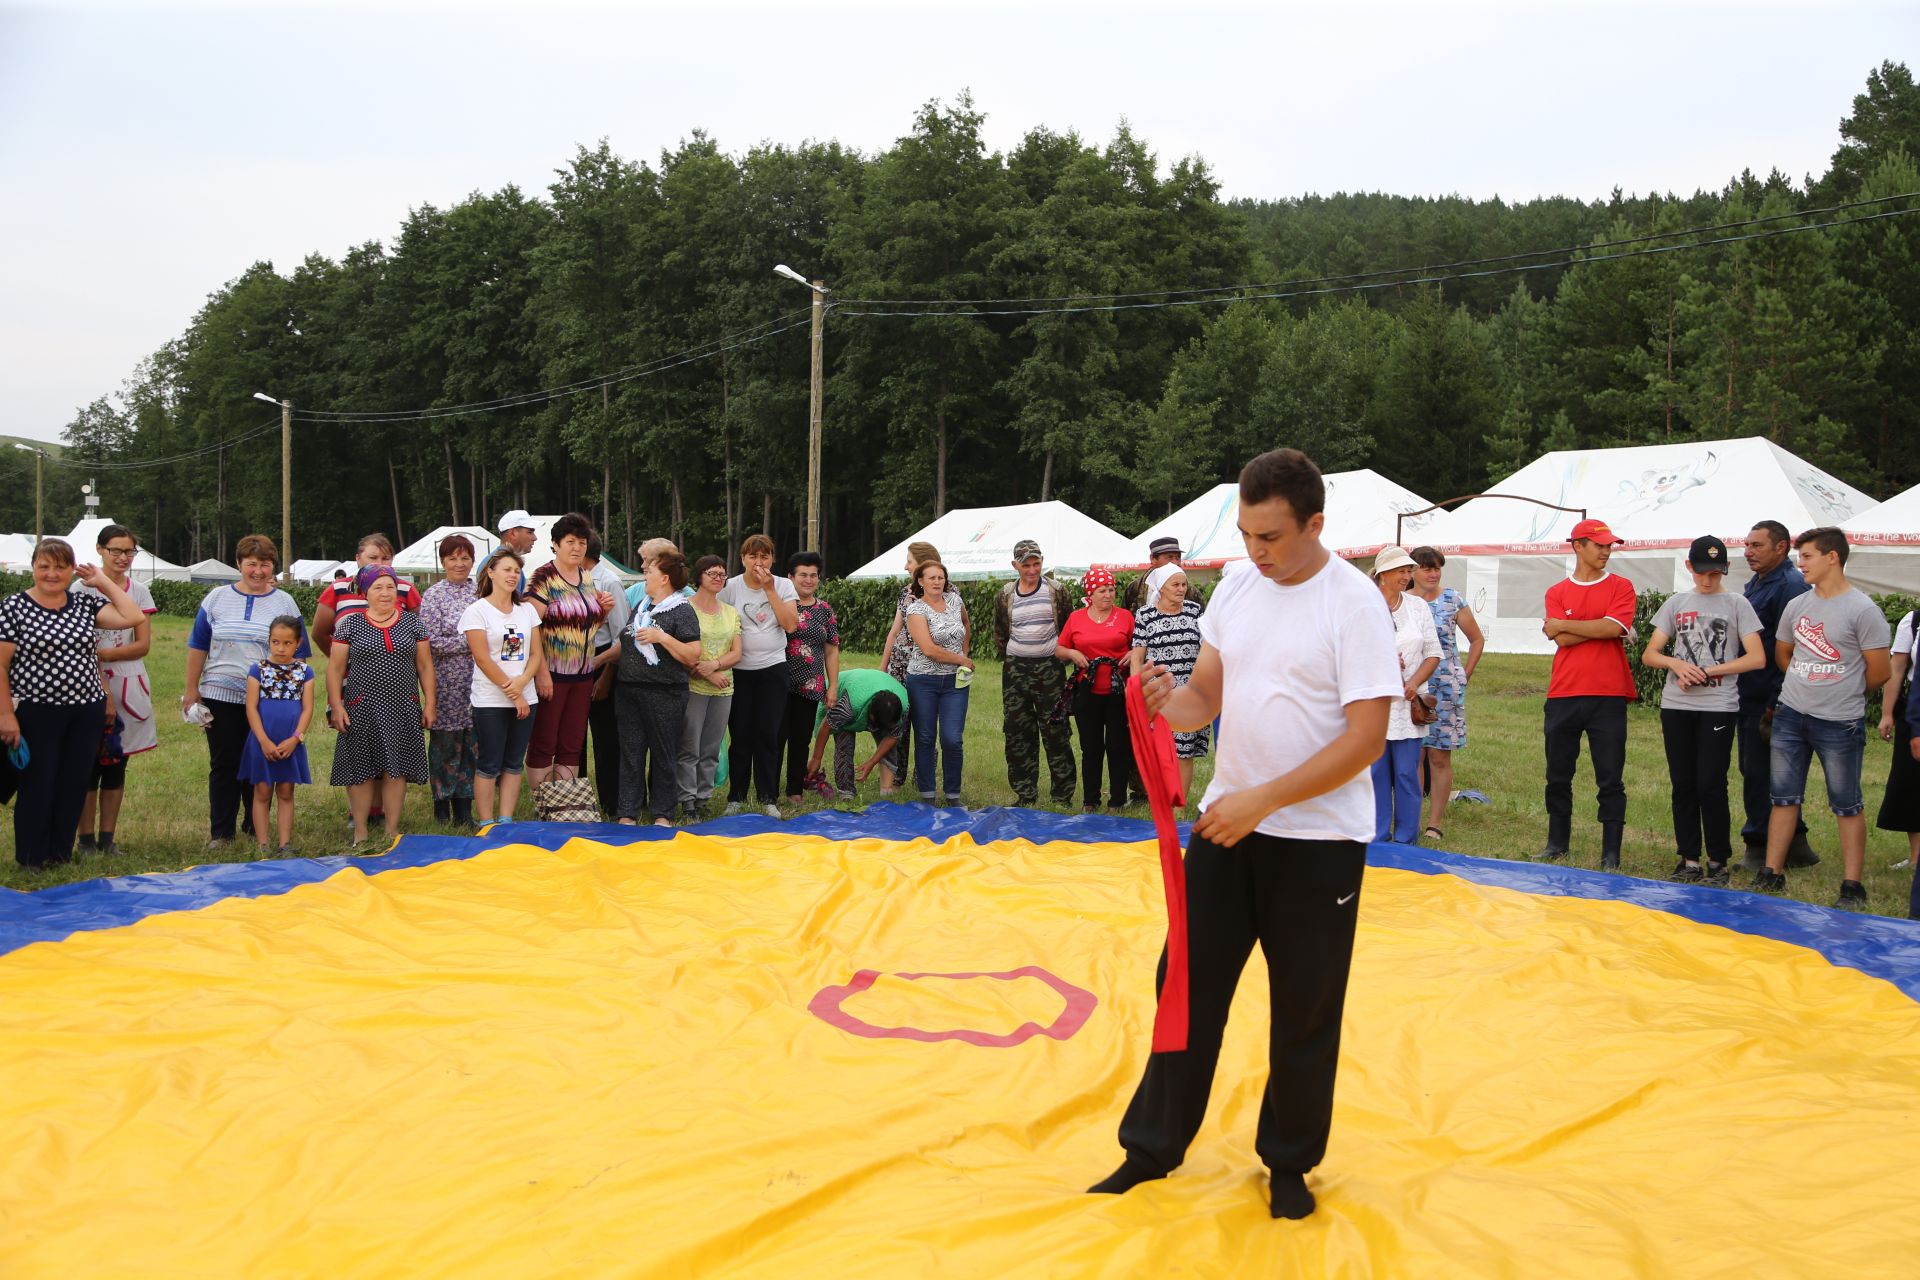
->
<box><xmin>815</xmin><ymin>575</ymin><xmax>1099</xmax><ymax>654</ymax></box>
<box><xmin>0</xmin><ymin>570</ymin><xmax>322</xmax><ymax>620</ymax></box>
<box><xmin>1633</xmin><ymin>588</ymin><xmax>1917</xmax><ymax>717</ymax></box>
<box><xmin>1627</xmin><ymin>589</ymin><xmax>1670</xmax><ymax>706</ymax></box>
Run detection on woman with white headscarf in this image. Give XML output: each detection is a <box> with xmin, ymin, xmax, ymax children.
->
<box><xmin>1128</xmin><ymin>562</ymin><xmax>1209</xmax><ymax>801</ymax></box>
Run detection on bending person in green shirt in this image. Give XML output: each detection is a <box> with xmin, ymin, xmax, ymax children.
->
<box><xmin>805</xmin><ymin>668</ymin><xmax>909</xmax><ymax>799</ymax></box>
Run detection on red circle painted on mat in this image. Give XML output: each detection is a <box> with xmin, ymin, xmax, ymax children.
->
<box><xmin>808</xmin><ymin>967</ymin><xmax>1098</xmax><ymax>1047</ymax></box>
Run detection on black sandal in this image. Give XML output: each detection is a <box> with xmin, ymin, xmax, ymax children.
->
<box><xmin>1423</xmin><ymin>826</ymin><xmax>1444</xmax><ymax>841</ymax></box>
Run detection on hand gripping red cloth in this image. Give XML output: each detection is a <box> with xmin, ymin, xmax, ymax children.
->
<box><xmin>1124</xmin><ymin>675</ymin><xmax>1189</xmax><ymax>1053</ymax></box>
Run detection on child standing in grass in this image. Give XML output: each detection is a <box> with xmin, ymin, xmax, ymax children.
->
<box><xmin>1639</xmin><ymin>537</ymin><xmax>1765</xmax><ymax>886</ymax></box>
<box><xmin>239</xmin><ymin>616</ymin><xmax>314</xmax><ymax>854</ymax></box>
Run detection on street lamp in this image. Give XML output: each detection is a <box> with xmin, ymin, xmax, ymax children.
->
<box><xmin>253</xmin><ymin>391</ymin><xmax>293</xmax><ymax>579</ymax></box>
<box><xmin>773</xmin><ymin>265</ymin><xmax>829</xmax><ymax>552</ymax></box>
<box><xmin>11</xmin><ymin>444</ymin><xmax>42</xmax><ymax>541</ymax></box>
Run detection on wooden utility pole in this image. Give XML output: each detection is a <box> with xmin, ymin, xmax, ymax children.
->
<box><xmin>806</xmin><ymin>280</ymin><xmax>825</xmax><ymax>551</ymax></box>
<box><xmin>280</xmin><ymin>398</ymin><xmax>293</xmax><ymax>580</ymax></box>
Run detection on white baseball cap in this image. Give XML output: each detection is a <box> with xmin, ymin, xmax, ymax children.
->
<box><xmin>497</xmin><ymin>509</ymin><xmax>536</xmax><ymax>533</ymax></box>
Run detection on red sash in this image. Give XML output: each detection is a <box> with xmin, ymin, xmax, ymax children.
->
<box><xmin>1124</xmin><ymin>677</ymin><xmax>1189</xmax><ymax>1054</ymax></box>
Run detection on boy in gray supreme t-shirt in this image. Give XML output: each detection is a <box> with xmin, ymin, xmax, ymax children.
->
<box><xmin>1757</xmin><ymin>527</ymin><xmax>1893</xmax><ymax>909</ymax></box>
<box><xmin>1641</xmin><ymin>536</ymin><xmax>1765</xmax><ymax>884</ymax></box>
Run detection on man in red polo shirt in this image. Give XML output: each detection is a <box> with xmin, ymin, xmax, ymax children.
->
<box><xmin>1538</xmin><ymin>518</ymin><xmax>1637</xmax><ymax>868</ymax></box>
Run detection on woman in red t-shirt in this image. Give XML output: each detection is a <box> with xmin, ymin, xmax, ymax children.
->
<box><xmin>1057</xmin><ymin>569</ymin><xmax>1136</xmax><ymax>812</ymax></box>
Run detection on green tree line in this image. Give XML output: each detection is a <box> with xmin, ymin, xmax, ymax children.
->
<box><xmin>56</xmin><ymin>62</ymin><xmax>1920</xmax><ymax>570</ymax></box>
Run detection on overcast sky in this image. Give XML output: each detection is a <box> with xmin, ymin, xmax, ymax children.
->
<box><xmin>0</xmin><ymin>1</ymin><xmax>1912</xmax><ymax>443</ymax></box>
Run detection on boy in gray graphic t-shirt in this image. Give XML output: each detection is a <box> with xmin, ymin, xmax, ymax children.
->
<box><xmin>1759</xmin><ymin>527</ymin><xmax>1893</xmax><ymax>909</ymax></box>
<box><xmin>1777</xmin><ymin>589</ymin><xmax>1893</xmax><ymax>724</ymax></box>
<box><xmin>1641</xmin><ymin>536</ymin><xmax>1767</xmax><ymax>882</ymax></box>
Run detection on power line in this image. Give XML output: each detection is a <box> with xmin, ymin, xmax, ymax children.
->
<box><xmin>48</xmin><ymin>311</ymin><xmax>815</xmax><ymax>471</ymax></box>
<box><xmin>834</xmin><ymin>191</ymin><xmax>1920</xmax><ymax>309</ymax></box>
<box><xmin>65</xmin><ymin>194</ymin><xmax>1920</xmax><ymax>460</ymax></box>
<box><xmin>296</xmin><ymin>308</ymin><xmax>814</xmax><ymax>423</ymax></box>
<box><xmin>48</xmin><ymin>418</ymin><xmax>281</xmax><ymax>472</ymax></box>
<box><xmin>832</xmin><ymin>205</ymin><xmax>1920</xmax><ymax>319</ymax></box>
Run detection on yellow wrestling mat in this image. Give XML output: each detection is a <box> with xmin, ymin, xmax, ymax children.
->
<box><xmin>1</xmin><ymin>807</ymin><xmax>1916</xmax><ymax>1277</ymax></box>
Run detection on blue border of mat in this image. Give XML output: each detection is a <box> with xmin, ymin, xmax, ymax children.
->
<box><xmin>3</xmin><ymin>804</ymin><xmax>1915</xmax><ymax>998</ymax></box>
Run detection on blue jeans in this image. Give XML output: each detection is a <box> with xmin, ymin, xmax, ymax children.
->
<box><xmin>905</xmin><ymin>672</ymin><xmax>968</xmax><ymax>800</ymax></box>
<box><xmin>1371</xmin><ymin>736</ymin><xmax>1424</xmax><ymax>843</ymax></box>
<box><xmin>1768</xmin><ymin>703</ymin><xmax>1866</xmax><ymax>817</ymax></box>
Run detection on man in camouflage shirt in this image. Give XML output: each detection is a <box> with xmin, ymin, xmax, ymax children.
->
<box><xmin>993</xmin><ymin>539</ymin><xmax>1077</xmax><ymax>807</ymax></box>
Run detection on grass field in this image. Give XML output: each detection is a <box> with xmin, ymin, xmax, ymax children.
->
<box><xmin>5</xmin><ymin>615</ymin><xmax>1915</xmax><ymax>919</ymax></box>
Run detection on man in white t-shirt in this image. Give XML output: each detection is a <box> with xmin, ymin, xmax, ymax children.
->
<box><xmin>1088</xmin><ymin>447</ymin><xmax>1400</xmax><ymax>1221</ymax></box>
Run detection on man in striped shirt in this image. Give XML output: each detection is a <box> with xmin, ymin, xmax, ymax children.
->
<box><xmin>993</xmin><ymin>539</ymin><xmax>1076</xmax><ymax>807</ymax></box>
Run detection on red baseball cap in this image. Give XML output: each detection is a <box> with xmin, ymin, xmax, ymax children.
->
<box><xmin>1567</xmin><ymin>518</ymin><xmax>1624</xmax><ymax>546</ymax></box>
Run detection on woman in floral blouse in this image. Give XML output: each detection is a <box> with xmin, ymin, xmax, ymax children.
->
<box><xmin>782</xmin><ymin>551</ymin><xmax>841</xmax><ymax>802</ymax></box>
<box><xmin>420</xmin><ymin>534</ymin><xmax>479</xmax><ymax>827</ymax></box>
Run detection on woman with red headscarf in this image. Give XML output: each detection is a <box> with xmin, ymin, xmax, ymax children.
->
<box><xmin>1057</xmin><ymin>568</ymin><xmax>1136</xmax><ymax>811</ymax></box>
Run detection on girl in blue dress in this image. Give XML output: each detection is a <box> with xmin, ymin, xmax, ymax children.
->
<box><xmin>240</xmin><ymin>616</ymin><xmax>315</xmax><ymax>853</ymax></box>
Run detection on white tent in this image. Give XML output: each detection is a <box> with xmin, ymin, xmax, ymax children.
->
<box><xmin>848</xmin><ymin>501</ymin><xmax>1134</xmax><ymax>581</ymax></box>
<box><xmin>186</xmin><ymin>558</ymin><xmax>242</xmax><ymax>584</ymax></box>
<box><xmin>393</xmin><ymin>526</ymin><xmax>500</xmax><ymax>576</ymax></box>
<box><xmin>1841</xmin><ymin>482</ymin><xmax>1920</xmax><ymax>597</ymax></box>
<box><xmin>1115</xmin><ymin>469</ymin><xmax>1453</xmax><ymax>568</ymax></box>
<box><xmin>60</xmin><ymin>518</ymin><xmax>193</xmax><ymax>582</ymax></box>
<box><xmin>0</xmin><ymin>534</ymin><xmax>39</xmax><ymax>571</ymax></box>
<box><xmin>509</xmin><ymin>516</ymin><xmax>566</xmax><ymax>574</ymax></box>
<box><xmin>1430</xmin><ymin>437</ymin><xmax>1877</xmax><ymax>653</ymax></box>
<box><xmin>289</xmin><ymin>558</ymin><xmax>348</xmax><ymax>584</ymax></box>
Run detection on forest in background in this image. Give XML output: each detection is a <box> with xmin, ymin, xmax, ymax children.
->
<box><xmin>21</xmin><ymin>61</ymin><xmax>1920</xmax><ymax>570</ymax></box>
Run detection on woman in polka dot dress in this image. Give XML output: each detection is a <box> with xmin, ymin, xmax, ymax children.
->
<box><xmin>0</xmin><ymin>539</ymin><xmax>150</xmax><ymax>868</ymax></box>
<box><xmin>327</xmin><ymin>566</ymin><xmax>435</xmax><ymax>847</ymax></box>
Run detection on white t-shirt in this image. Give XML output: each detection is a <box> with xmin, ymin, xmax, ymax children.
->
<box><xmin>720</xmin><ymin>574</ymin><xmax>799</xmax><ymax>671</ymax></box>
<box><xmin>459</xmin><ymin>599</ymin><xmax>542</xmax><ymax>709</ymax></box>
<box><xmin>81</xmin><ymin>576</ymin><xmax>158</xmax><ymax>663</ymax></box>
<box><xmin>1198</xmin><ymin>556</ymin><xmax>1402</xmax><ymax>842</ymax></box>
<box><xmin>1384</xmin><ymin>593</ymin><xmax>1443</xmax><ymax>741</ymax></box>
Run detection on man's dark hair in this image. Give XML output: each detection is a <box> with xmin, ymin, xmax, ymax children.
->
<box><xmin>584</xmin><ymin>532</ymin><xmax>604</xmax><ymax>563</ymax></box>
<box><xmin>1238</xmin><ymin>448</ymin><xmax>1324</xmax><ymax>520</ymax></box>
<box><xmin>1751</xmin><ymin>520</ymin><xmax>1791</xmax><ymax>545</ymax></box>
<box><xmin>551</xmin><ymin>512</ymin><xmax>594</xmax><ymax>546</ymax></box>
<box><xmin>1793</xmin><ymin>526</ymin><xmax>1850</xmax><ymax>566</ymax></box>
<box><xmin>96</xmin><ymin>523</ymin><xmax>138</xmax><ymax>550</ymax></box>
<box><xmin>867</xmin><ymin>691</ymin><xmax>903</xmax><ymax>737</ymax></box>
<box><xmin>788</xmin><ymin>550</ymin><xmax>824</xmax><ymax>576</ymax></box>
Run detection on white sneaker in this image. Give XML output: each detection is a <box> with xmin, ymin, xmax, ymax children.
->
<box><xmin>762</xmin><ymin>805</ymin><xmax>781</xmax><ymax>819</ymax></box>
<box><xmin>722</xmin><ymin>802</ymin><xmax>745</xmax><ymax>817</ymax></box>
